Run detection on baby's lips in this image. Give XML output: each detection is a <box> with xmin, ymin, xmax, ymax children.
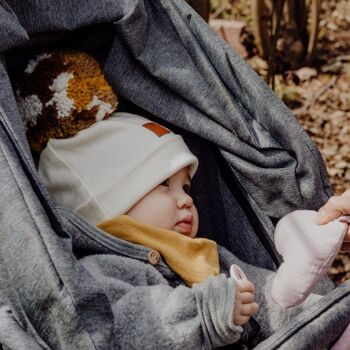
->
<box><xmin>175</xmin><ymin>215</ymin><xmax>193</xmax><ymax>235</ymax></box>
<box><xmin>180</xmin><ymin>213</ymin><xmax>193</xmax><ymax>223</ymax></box>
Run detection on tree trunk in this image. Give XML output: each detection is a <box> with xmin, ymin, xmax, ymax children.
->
<box><xmin>186</xmin><ymin>0</ymin><xmax>210</xmax><ymax>22</ymax></box>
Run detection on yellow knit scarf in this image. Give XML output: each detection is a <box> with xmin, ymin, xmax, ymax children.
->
<box><xmin>97</xmin><ymin>215</ymin><xmax>219</xmax><ymax>286</ymax></box>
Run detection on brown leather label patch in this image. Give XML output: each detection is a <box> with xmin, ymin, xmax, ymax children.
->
<box><xmin>143</xmin><ymin>122</ymin><xmax>170</xmax><ymax>137</ymax></box>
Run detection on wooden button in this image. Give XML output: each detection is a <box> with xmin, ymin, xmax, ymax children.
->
<box><xmin>148</xmin><ymin>250</ymin><xmax>161</xmax><ymax>265</ymax></box>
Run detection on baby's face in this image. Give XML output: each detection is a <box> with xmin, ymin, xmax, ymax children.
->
<box><xmin>126</xmin><ymin>167</ymin><xmax>199</xmax><ymax>238</ymax></box>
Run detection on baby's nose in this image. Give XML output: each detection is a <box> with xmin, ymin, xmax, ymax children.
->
<box><xmin>177</xmin><ymin>192</ymin><xmax>193</xmax><ymax>208</ymax></box>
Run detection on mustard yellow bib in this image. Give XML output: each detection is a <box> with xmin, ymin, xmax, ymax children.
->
<box><xmin>97</xmin><ymin>215</ymin><xmax>219</xmax><ymax>286</ymax></box>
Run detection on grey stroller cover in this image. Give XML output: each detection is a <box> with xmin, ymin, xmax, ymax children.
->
<box><xmin>0</xmin><ymin>0</ymin><xmax>350</xmax><ymax>349</ymax></box>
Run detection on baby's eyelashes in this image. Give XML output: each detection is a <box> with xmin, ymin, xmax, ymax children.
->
<box><xmin>183</xmin><ymin>184</ymin><xmax>191</xmax><ymax>194</ymax></box>
<box><xmin>159</xmin><ymin>179</ymin><xmax>191</xmax><ymax>194</ymax></box>
<box><xmin>160</xmin><ymin>179</ymin><xmax>169</xmax><ymax>187</ymax></box>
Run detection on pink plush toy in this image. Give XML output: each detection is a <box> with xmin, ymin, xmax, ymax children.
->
<box><xmin>272</xmin><ymin>210</ymin><xmax>350</xmax><ymax>308</ymax></box>
<box><xmin>232</xmin><ymin>211</ymin><xmax>350</xmax><ymax>349</ymax></box>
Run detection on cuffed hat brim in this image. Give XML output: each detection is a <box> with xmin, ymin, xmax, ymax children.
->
<box><xmin>39</xmin><ymin>112</ymin><xmax>198</xmax><ymax>225</ymax></box>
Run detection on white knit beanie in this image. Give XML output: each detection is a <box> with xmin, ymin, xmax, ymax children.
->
<box><xmin>38</xmin><ymin>112</ymin><xmax>199</xmax><ymax>225</ymax></box>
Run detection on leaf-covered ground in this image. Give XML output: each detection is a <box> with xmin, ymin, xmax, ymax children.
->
<box><xmin>209</xmin><ymin>0</ymin><xmax>350</xmax><ymax>285</ymax></box>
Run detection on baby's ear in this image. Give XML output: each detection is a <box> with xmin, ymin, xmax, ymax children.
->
<box><xmin>272</xmin><ymin>210</ymin><xmax>347</xmax><ymax>308</ymax></box>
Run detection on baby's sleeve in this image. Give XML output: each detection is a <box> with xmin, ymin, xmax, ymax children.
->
<box><xmin>81</xmin><ymin>255</ymin><xmax>242</xmax><ymax>349</ymax></box>
<box><xmin>193</xmin><ymin>274</ymin><xmax>243</xmax><ymax>348</ymax></box>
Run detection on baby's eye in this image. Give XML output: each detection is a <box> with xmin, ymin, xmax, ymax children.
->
<box><xmin>160</xmin><ymin>179</ymin><xmax>169</xmax><ymax>187</ymax></box>
<box><xmin>183</xmin><ymin>184</ymin><xmax>191</xmax><ymax>194</ymax></box>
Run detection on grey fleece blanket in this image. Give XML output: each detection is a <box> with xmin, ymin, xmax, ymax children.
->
<box><xmin>1</xmin><ymin>0</ymin><xmax>350</xmax><ymax>349</ymax></box>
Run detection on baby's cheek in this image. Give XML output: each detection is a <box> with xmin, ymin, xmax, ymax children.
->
<box><xmin>191</xmin><ymin>207</ymin><xmax>199</xmax><ymax>238</ymax></box>
<box><xmin>157</xmin><ymin>201</ymin><xmax>179</xmax><ymax>229</ymax></box>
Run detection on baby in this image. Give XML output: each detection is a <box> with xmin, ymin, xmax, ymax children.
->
<box><xmin>38</xmin><ymin>112</ymin><xmax>260</xmax><ymax>336</ymax></box>
<box><xmin>17</xmin><ymin>50</ymin><xmax>348</xmax><ymax>349</ymax></box>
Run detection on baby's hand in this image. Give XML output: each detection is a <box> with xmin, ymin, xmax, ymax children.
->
<box><xmin>233</xmin><ymin>279</ymin><xmax>259</xmax><ymax>326</ymax></box>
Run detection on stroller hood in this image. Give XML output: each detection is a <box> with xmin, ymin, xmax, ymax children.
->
<box><xmin>0</xmin><ymin>0</ymin><xmax>331</xmax><ymax>220</ymax></box>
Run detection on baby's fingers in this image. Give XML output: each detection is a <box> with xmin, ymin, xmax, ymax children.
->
<box><xmin>236</xmin><ymin>280</ymin><xmax>255</xmax><ymax>294</ymax></box>
<box><xmin>240</xmin><ymin>292</ymin><xmax>254</xmax><ymax>304</ymax></box>
<box><xmin>234</xmin><ymin>302</ymin><xmax>259</xmax><ymax>326</ymax></box>
<box><xmin>240</xmin><ymin>302</ymin><xmax>259</xmax><ymax>317</ymax></box>
<box><xmin>234</xmin><ymin>314</ymin><xmax>251</xmax><ymax>326</ymax></box>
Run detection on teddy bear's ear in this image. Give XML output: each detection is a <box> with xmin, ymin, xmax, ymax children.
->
<box><xmin>272</xmin><ymin>210</ymin><xmax>347</xmax><ymax>308</ymax></box>
<box><xmin>16</xmin><ymin>50</ymin><xmax>118</xmax><ymax>154</ymax></box>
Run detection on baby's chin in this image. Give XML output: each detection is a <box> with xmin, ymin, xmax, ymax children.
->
<box><xmin>173</xmin><ymin>226</ymin><xmax>197</xmax><ymax>239</ymax></box>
